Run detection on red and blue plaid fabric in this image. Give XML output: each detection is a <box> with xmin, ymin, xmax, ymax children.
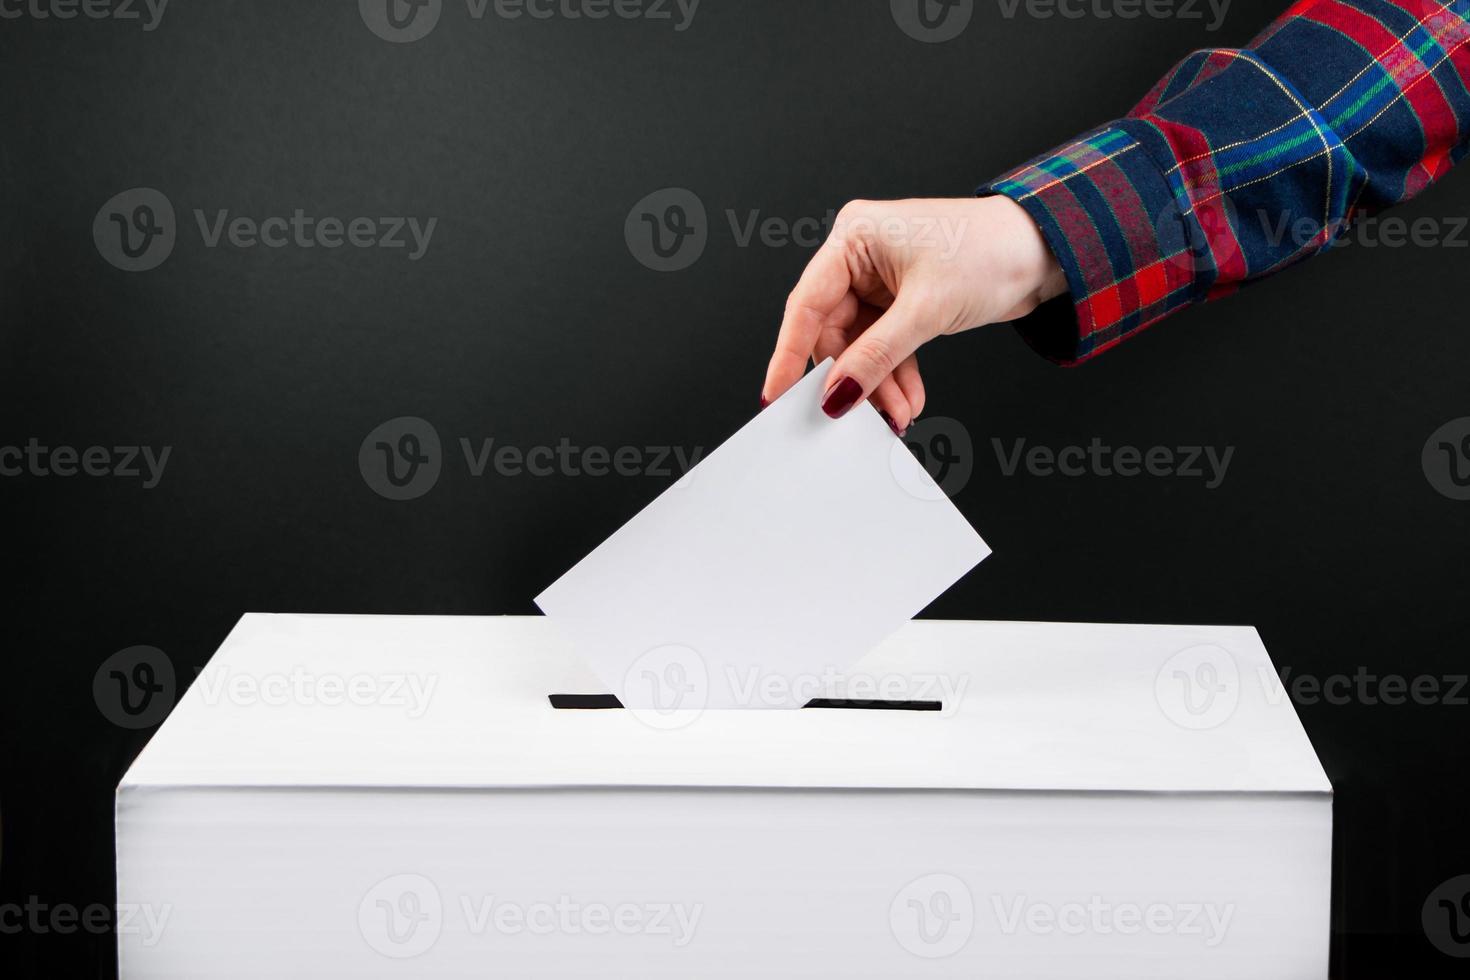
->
<box><xmin>981</xmin><ymin>0</ymin><xmax>1470</xmax><ymax>364</ymax></box>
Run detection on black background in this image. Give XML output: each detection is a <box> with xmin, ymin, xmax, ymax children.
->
<box><xmin>3</xmin><ymin>1</ymin><xmax>1468</xmax><ymax>976</ymax></box>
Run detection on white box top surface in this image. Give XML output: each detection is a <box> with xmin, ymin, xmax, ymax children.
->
<box><xmin>120</xmin><ymin>614</ymin><xmax>1330</xmax><ymax>794</ymax></box>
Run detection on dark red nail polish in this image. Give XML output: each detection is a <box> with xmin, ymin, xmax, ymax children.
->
<box><xmin>879</xmin><ymin>411</ymin><xmax>905</xmax><ymax>437</ymax></box>
<box><xmin>821</xmin><ymin>377</ymin><xmax>863</xmax><ymax>419</ymax></box>
<box><xmin>759</xmin><ymin>395</ymin><xmax>770</xmax><ymax>409</ymax></box>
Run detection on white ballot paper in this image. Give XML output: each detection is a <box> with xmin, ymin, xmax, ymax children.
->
<box><xmin>535</xmin><ymin>360</ymin><xmax>990</xmax><ymax>709</ymax></box>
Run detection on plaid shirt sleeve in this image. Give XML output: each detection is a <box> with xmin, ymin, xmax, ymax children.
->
<box><xmin>979</xmin><ymin>0</ymin><xmax>1470</xmax><ymax>365</ymax></box>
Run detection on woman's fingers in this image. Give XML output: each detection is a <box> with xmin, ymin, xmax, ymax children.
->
<box><xmin>811</xmin><ymin>303</ymin><xmax>914</xmax><ymax>435</ymax></box>
<box><xmin>869</xmin><ymin>376</ymin><xmax>913</xmax><ymax>435</ymax></box>
<box><xmin>811</xmin><ymin>312</ymin><xmax>858</xmax><ymax>377</ymax></box>
<box><xmin>819</xmin><ymin>290</ymin><xmax>936</xmax><ymax>420</ymax></box>
<box><xmin>762</xmin><ymin>242</ymin><xmax>854</xmax><ymax>406</ymax></box>
<box><xmin>893</xmin><ymin>355</ymin><xmax>926</xmax><ymax>421</ymax></box>
<box><xmin>763</xmin><ymin>197</ymin><xmax>1069</xmax><ymax>420</ymax></box>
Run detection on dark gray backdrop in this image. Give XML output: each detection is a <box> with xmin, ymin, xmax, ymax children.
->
<box><xmin>3</xmin><ymin>1</ymin><xmax>1468</xmax><ymax>976</ymax></box>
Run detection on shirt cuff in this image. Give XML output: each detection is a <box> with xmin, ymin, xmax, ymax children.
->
<box><xmin>978</xmin><ymin>122</ymin><xmax>1200</xmax><ymax>365</ymax></box>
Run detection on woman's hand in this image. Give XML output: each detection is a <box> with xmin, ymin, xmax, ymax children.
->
<box><xmin>760</xmin><ymin>196</ymin><xmax>1067</xmax><ymax>434</ymax></box>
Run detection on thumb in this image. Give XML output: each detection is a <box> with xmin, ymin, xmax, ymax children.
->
<box><xmin>820</xmin><ymin>291</ymin><xmax>936</xmax><ymax>420</ymax></box>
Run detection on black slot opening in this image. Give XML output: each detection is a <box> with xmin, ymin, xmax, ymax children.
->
<box><xmin>548</xmin><ymin>694</ymin><xmax>940</xmax><ymax>712</ymax></box>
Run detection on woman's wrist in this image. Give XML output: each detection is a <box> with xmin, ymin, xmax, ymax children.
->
<box><xmin>1036</xmin><ymin>247</ymin><xmax>1067</xmax><ymax>303</ymax></box>
<box><xmin>1000</xmin><ymin>195</ymin><xmax>1067</xmax><ymax>303</ymax></box>
<box><xmin>976</xmin><ymin>196</ymin><xmax>1069</xmax><ymax>319</ymax></box>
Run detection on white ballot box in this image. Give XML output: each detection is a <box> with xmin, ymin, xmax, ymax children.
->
<box><xmin>115</xmin><ymin>614</ymin><xmax>1332</xmax><ymax>979</ymax></box>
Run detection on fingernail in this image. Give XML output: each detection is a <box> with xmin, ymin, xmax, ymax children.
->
<box><xmin>879</xmin><ymin>411</ymin><xmax>906</xmax><ymax>438</ymax></box>
<box><xmin>759</xmin><ymin>395</ymin><xmax>770</xmax><ymax>409</ymax></box>
<box><xmin>821</xmin><ymin>376</ymin><xmax>863</xmax><ymax>419</ymax></box>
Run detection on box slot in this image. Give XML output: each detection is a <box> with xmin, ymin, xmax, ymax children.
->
<box><xmin>547</xmin><ymin>694</ymin><xmax>941</xmax><ymax>712</ymax></box>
